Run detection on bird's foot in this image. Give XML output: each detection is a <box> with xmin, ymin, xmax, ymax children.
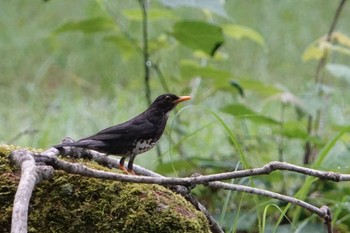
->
<box><xmin>119</xmin><ymin>164</ymin><xmax>137</xmax><ymax>175</ymax></box>
<box><xmin>119</xmin><ymin>164</ymin><xmax>129</xmax><ymax>174</ymax></box>
<box><xmin>127</xmin><ymin>169</ymin><xmax>137</xmax><ymax>175</ymax></box>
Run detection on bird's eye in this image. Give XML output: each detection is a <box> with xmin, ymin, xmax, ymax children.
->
<box><xmin>165</xmin><ymin>95</ymin><xmax>172</xmax><ymax>102</ymax></box>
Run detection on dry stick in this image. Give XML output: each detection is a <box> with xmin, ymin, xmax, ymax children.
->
<box><xmin>209</xmin><ymin>182</ymin><xmax>333</xmax><ymax>233</ymax></box>
<box><xmin>40</xmin><ymin>153</ymin><xmax>333</xmax><ymax>227</ymax></box>
<box><xmin>40</xmin><ymin>147</ymin><xmax>157</xmax><ymax>176</ymax></box>
<box><xmin>207</xmin><ymin>182</ymin><xmax>330</xmax><ymax>221</ymax></box>
<box><xmin>9</xmin><ymin>150</ymin><xmax>54</xmax><ymax>233</ymax></box>
<box><xmin>42</xmin><ymin>148</ymin><xmax>350</xmax><ymax>182</ymax></box>
<box><xmin>38</xmin><ymin>149</ymin><xmax>337</xmax><ymax>224</ymax></box>
<box><xmin>320</xmin><ymin>206</ymin><xmax>333</xmax><ymax>233</ymax></box>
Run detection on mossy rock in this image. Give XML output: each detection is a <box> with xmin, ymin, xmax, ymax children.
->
<box><xmin>0</xmin><ymin>145</ymin><xmax>210</xmax><ymax>233</ymax></box>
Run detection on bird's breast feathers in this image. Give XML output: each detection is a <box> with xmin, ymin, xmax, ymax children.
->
<box><xmin>131</xmin><ymin>138</ymin><xmax>159</xmax><ymax>154</ymax></box>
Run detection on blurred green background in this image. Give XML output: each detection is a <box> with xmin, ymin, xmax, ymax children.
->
<box><xmin>1</xmin><ymin>0</ymin><xmax>350</xmax><ymax>232</ymax></box>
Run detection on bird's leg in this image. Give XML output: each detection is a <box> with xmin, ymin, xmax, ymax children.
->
<box><xmin>127</xmin><ymin>154</ymin><xmax>136</xmax><ymax>175</ymax></box>
<box><xmin>119</xmin><ymin>157</ymin><xmax>129</xmax><ymax>174</ymax></box>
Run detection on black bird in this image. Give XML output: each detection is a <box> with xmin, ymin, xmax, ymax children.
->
<box><xmin>53</xmin><ymin>94</ymin><xmax>191</xmax><ymax>174</ymax></box>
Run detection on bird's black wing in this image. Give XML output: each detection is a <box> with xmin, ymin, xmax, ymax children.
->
<box><xmin>53</xmin><ymin>115</ymin><xmax>158</xmax><ymax>155</ymax></box>
<box><xmin>82</xmin><ymin>113</ymin><xmax>155</xmax><ymax>140</ymax></box>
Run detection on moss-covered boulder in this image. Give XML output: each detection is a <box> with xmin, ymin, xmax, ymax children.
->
<box><xmin>0</xmin><ymin>145</ymin><xmax>210</xmax><ymax>233</ymax></box>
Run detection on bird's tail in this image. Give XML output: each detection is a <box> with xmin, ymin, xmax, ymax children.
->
<box><xmin>52</xmin><ymin>139</ymin><xmax>106</xmax><ymax>151</ymax></box>
<box><xmin>52</xmin><ymin>140</ymin><xmax>91</xmax><ymax>149</ymax></box>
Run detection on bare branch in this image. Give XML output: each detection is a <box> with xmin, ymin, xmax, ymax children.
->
<box><xmin>9</xmin><ymin>150</ymin><xmax>54</xmax><ymax>233</ymax></box>
<box><xmin>34</xmin><ymin>147</ymin><xmax>349</xmax><ymax>231</ymax></box>
<box><xmin>320</xmin><ymin>206</ymin><xmax>333</xmax><ymax>233</ymax></box>
<box><xmin>38</xmin><ymin>147</ymin><xmax>158</xmax><ymax>176</ymax></box>
<box><xmin>10</xmin><ymin>144</ymin><xmax>339</xmax><ymax>232</ymax></box>
<box><xmin>36</xmin><ymin>149</ymin><xmax>339</xmax><ymax>225</ymax></box>
<box><xmin>41</xmin><ymin>148</ymin><xmax>350</xmax><ymax>183</ymax></box>
<box><xmin>207</xmin><ymin>182</ymin><xmax>331</xmax><ymax>222</ymax></box>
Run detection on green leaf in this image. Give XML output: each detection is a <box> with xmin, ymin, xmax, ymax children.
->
<box><xmin>328</xmin><ymin>44</ymin><xmax>350</xmax><ymax>56</ymax></box>
<box><xmin>302</xmin><ymin>43</ymin><xmax>325</xmax><ymax>61</ymax></box>
<box><xmin>275</xmin><ymin>121</ymin><xmax>308</xmax><ymax>139</ymax></box>
<box><xmin>148</xmin><ymin>34</ymin><xmax>171</xmax><ymax>52</ymax></box>
<box><xmin>230</xmin><ymin>80</ymin><xmax>245</xmax><ymax>97</ymax></box>
<box><xmin>159</xmin><ymin>0</ymin><xmax>229</xmax><ymax>18</ymax></box>
<box><xmin>171</xmin><ymin>20</ymin><xmax>224</xmax><ymax>56</ymax></box>
<box><xmin>123</xmin><ymin>8</ymin><xmax>174</xmax><ymax>21</ymax></box>
<box><xmin>221</xmin><ymin>104</ymin><xmax>280</xmax><ymax>125</ymax></box>
<box><xmin>222</xmin><ymin>24</ymin><xmax>266</xmax><ymax>48</ymax></box>
<box><xmin>302</xmin><ymin>46</ymin><xmax>324</xmax><ymax>61</ymax></box>
<box><xmin>333</xmin><ymin>31</ymin><xmax>350</xmax><ymax>48</ymax></box>
<box><xmin>180</xmin><ymin>60</ymin><xmax>231</xmax><ymax>80</ymax></box>
<box><xmin>179</xmin><ymin>60</ymin><xmax>246</xmax><ymax>93</ymax></box>
<box><xmin>53</xmin><ymin>17</ymin><xmax>116</xmax><ymax>35</ymax></box>
<box><xmin>326</xmin><ymin>63</ymin><xmax>350</xmax><ymax>84</ymax></box>
<box><xmin>239</xmin><ymin>79</ymin><xmax>282</xmax><ymax>97</ymax></box>
<box><xmin>104</xmin><ymin>35</ymin><xmax>135</xmax><ymax>59</ymax></box>
<box><xmin>303</xmin><ymin>36</ymin><xmax>350</xmax><ymax>61</ymax></box>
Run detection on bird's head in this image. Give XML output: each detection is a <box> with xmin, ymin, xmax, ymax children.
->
<box><xmin>149</xmin><ymin>94</ymin><xmax>191</xmax><ymax>115</ymax></box>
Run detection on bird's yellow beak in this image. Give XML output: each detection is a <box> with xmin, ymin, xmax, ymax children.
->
<box><xmin>172</xmin><ymin>96</ymin><xmax>192</xmax><ymax>104</ymax></box>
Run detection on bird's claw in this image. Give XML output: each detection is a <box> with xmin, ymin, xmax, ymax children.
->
<box><xmin>119</xmin><ymin>164</ymin><xmax>137</xmax><ymax>175</ymax></box>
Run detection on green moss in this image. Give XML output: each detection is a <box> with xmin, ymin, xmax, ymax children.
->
<box><xmin>0</xmin><ymin>145</ymin><xmax>21</xmax><ymax>232</ymax></box>
<box><xmin>0</xmin><ymin>145</ymin><xmax>210</xmax><ymax>233</ymax></box>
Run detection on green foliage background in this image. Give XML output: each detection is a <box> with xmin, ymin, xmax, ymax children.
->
<box><xmin>1</xmin><ymin>0</ymin><xmax>350</xmax><ymax>232</ymax></box>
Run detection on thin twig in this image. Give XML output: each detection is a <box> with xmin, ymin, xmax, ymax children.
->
<box><xmin>138</xmin><ymin>0</ymin><xmax>151</xmax><ymax>105</ymax></box>
<box><xmin>37</xmin><ymin>149</ymin><xmax>350</xmax><ymax>184</ymax></box>
<box><xmin>104</xmin><ymin>0</ymin><xmax>168</xmax><ymax>96</ymax></box>
<box><xmin>7</xmin><ymin>129</ymin><xmax>39</xmax><ymax>144</ymax></box>
<box><xmin>303</xmin><ymin>115</ymin><xmax>313</xmax><ymax>164</ymax></box>
<box><xmin>207</xmin><ymin>181</ymin><xmax>330</xmax><ymax>220</ymax></box>
<box><xmin>152</xmin><ymin>63</ymin><xmax>171</xmax><ymax>93</ymax></box>
<box><xmin>320</xmin><ymin>206</ymin><xmax>333</xmax><ymax>233</ymax></box>
<box><xmin>278</xmin><ymin>103</ymin><xmax>287</xmax><ymax>193</ymax></box>
<box><xmin>104</xmin><ymin>0</ymin><xmax>143</xmax><ymax>54</ymax></box>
